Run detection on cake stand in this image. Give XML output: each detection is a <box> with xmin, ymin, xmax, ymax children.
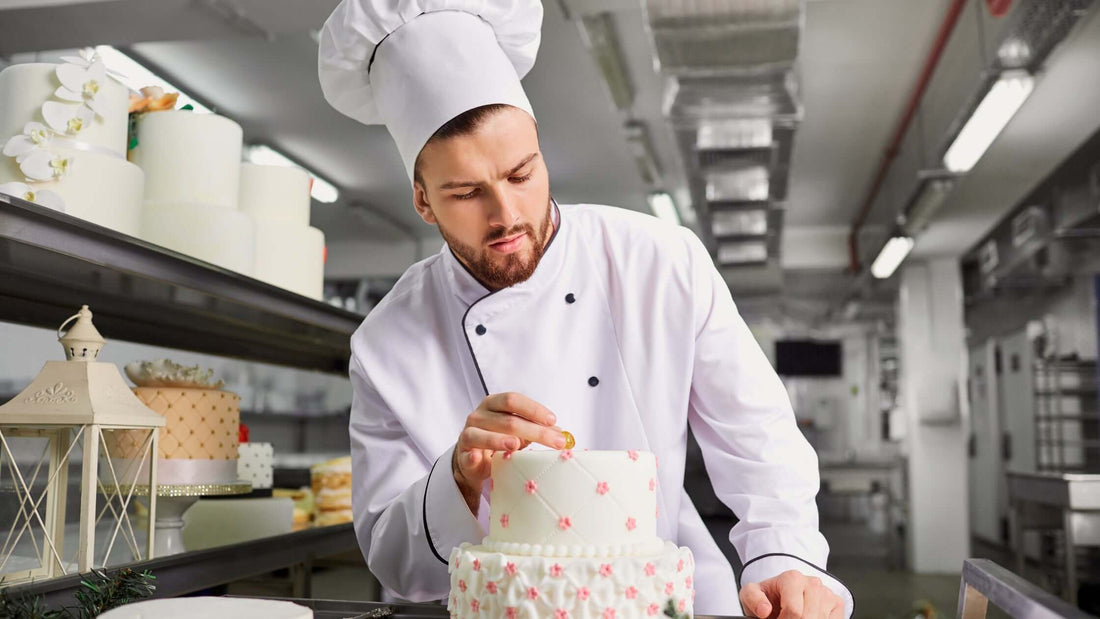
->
<box><xmin>114</xmin><ymin>481</ymin><xmax>253</xmax><ymax>557</ymax></box>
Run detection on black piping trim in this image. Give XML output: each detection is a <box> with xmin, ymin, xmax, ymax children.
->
<box><xmin>458</xmin><ymin>197</ymin><xmax>563</xmax><ymax>397</ymax></box>
<box><xmin>738</xmin><ymin>552</ymin><xmax>855</xmax><ymax>616</ymax></box>
<box><xmin>422</xmin><ymin>453</ymin><xmax>450</xmax><ymax>565</ymax></box>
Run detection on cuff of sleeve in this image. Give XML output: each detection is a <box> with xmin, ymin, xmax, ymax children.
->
<box><xmin>739</xmin><ymin>553</ymin><xmax>855</xmax><ymax>619</ymax></box>
<box><xmin>423</xmin><ymin>444</ymin><xmax>487</xmax><ymax>565</ymax></box>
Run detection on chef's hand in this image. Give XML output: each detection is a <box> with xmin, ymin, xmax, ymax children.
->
<box><xmin>452</xmin><ymin>392</ymin><xmax>564</xmax><ymax>514</ymax></box>
<box><xmin>740</xmin><ymin>570</ymin><xmax>844</xmax><ymax>619</ymax></box>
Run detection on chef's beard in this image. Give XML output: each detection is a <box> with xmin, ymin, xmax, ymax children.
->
<box><xmin>441</xmin><ymin>199</ymin><xmax>554</xmax><ymax>291</ymax></box>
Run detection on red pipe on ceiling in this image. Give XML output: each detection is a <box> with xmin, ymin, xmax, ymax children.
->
<box><xmin>847</xmin><ymin>0</ymin><xmax>970</xmax><ymax>273</ymax></box>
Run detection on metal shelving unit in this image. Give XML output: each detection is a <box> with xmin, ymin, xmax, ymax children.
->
<box><xmin>0</xmin><ymin>193</ymin><xmax>362</xmax><ymax>374</ymax></box>
<box><xmin>1033</xmin><ymin>359</ymin><xmax>1100</xmax><ymax>473</ymax></box>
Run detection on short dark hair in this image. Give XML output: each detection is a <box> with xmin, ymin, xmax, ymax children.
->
<box><xmin>413</xmin><ymin>103</ymin><xmax>530</xmax><ymax>188</ymax></box>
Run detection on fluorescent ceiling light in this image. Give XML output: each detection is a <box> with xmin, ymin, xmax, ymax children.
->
<box><xmin>246</xmin><ymin>145</ymin><xmax>340</xmax><ymax>204</ymax></box>
<box><xmin>706</xmin><ymin>166</ymin><xmax>769</xmax><ymax>202</ymax></box>
<box><xmin>94</xmin><ymin>46</ymin><xmax>211</xmax><ymax>113</ymax></box>
<box><xmin>697</xmin><ymin>119</ymin><xmax>772</xmax><ymax>150</ymax></box>
<box><xmin>870</xmin><ymin>236</ymin><xmax>915</xmax><ymax>279</ymax></box>
<box><xmin>943</xmin><ymin>71</ymin><xmax>1034</xmax><ymax>173</ymax></box>
<box><xmin>648</xmin><ymin>191</ymin><xmax>680</xmax><ymax>225</ymax></box>
<box><xmin>712</xmin><ymin>209</ymin><xmax>767</xmax><ymax>236</ymax></box>
<box><xmin>717</xmin><ymin>240</ymin><xmax>767</xmax><ymax>265</ymax></box>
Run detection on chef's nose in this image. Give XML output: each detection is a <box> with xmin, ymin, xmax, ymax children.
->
<box><xmin>484</xmin><ymin>186</ymin><xmax>521</xmax><ymax>229</ymax></box>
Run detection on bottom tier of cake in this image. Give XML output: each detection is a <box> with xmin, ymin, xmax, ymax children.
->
<box><xmin>448</xmin><ymin>541</ymin><xmax>695</xmax><ymax>619</ymax></box>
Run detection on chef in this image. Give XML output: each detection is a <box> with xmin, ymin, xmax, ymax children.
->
<box><xmin>318</xmin><ymin>1</ymin><xmax>854</xmax><ymax>617</ymax></box>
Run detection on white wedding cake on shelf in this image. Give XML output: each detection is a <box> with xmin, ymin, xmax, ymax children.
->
<box><xmin>0</xmin><ymin>50</ymin><xmax>144</xmax><ymax>235</ymax></box>
<box><xmin>238</xmin><ymin>163</ymin><xmax>326</xmax><ymax>300</ymax></box>
<box><xmin>448</xmin><ymin>449</ymin><xmax>695</xmax><ymax>619</ymax></box>
<box><xmin>129</xmin><ymin>110</ymin><xmax>255</xmax><ymax>275</ymax></box>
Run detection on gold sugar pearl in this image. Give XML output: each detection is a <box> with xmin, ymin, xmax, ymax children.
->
<box><xmin>561</xmin><ymin>431</ymin><xmax>575</xmax><ymax>450</ymax></box>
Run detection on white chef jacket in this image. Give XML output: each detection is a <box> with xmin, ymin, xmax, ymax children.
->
<box><xmin>348</xmin><ymin>200</ymin><xmax>855</xmax><ymax>617</ymax></box>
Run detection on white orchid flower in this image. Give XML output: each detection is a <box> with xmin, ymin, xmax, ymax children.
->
<box><xmin>42</xmin><ymin>100</ymin><xmax>95</xmax><ymax>135</ymax></box>
<box><xmin>54</xmin><ymin>58</ymin><xmax>111</xmax><ymax>118</ymax></box>
<box><xmin>58</xmin><ymin>47</ymin><xmax>99</xmax><ymax>68</ymax></box>
<box><xmin>0</xmin><ymin>182</ymin><xmax>65</xmax><ymax>212</ymax></box>
<box><xmin>2</xmin><ymin>122</ymin><xmax>52</xmax><ymax>163</ymax></box>
<box><xmin>14</xmin><ymin>149</ymin><xmax>73</xmax><ymax>182</ymax></box>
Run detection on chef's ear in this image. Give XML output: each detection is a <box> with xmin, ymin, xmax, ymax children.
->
<box><xmin>412</xmin><ymin>178</ymin><xmax>438</xmax><ymax>225</ymax></box>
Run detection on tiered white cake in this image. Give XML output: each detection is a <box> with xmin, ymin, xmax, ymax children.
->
<box><xmin>238</xmin><ymin>163</ymin><xmax>326</xmax><ymax>300</ymax></box>
<box><xmin>129</xmin><ymin>110</ymin><xmax>255</xmax><ymax>275</ymax></box>
<box><xmin>0</xmin><ymin>61</ymin><xmax>144</xmax><ymax>234</ymax></box>
<box><xmin>449</xmin><ymin>450</ymin><xmax>695</xmax><ymax>619</ymax></box>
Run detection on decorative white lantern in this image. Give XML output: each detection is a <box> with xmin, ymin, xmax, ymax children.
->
<box><xmin>0</xmin><ymin>306</ymin><xmax>165</xmax><ymax>584</ymax></box>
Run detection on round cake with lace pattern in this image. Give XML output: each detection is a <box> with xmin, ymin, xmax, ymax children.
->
<box><xmin>448</xmin><ymin>449</ymin><xmax>694</xmax><ymax>619</ymax></box>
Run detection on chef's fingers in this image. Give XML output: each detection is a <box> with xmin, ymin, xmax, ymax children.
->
<box><xmin>476</xmin><ymin>408</ymin><xmax>565</xmax><ymax>449</ymax></box>
<box><xmin>828</xmin><ymin>597</ymin><xmax>844</xmax><ymax>619</ymax></box>
<box><xmin>801</xmin><ymin>578</ymin><xmax>823</xmax><ymax>619</ymax></box>
<box><xmin>738</xmin><ymin>582</ymin><xmax>772</xmax><ymax>618</ymax></box>
<box><xmin>459</xmin><ymin>425</ymin><xmax>522</xmax><ymax>453</ymax></box>
<box><xmin>484</xmin><ymin>392</ymin><xmax>557</xmax><ymax>427</ymax></box>
<box><xmin>775</xmin><ymin>572</ymin><xmax>805</xmax><ymax>619</ymax></box>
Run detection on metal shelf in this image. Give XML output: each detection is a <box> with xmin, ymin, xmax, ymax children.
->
<box><xmin>0</xmin><ymin>193</ymin><xmax>362</xmax><ymax>375</ymax></box>
<box><xmin>0</xmin><ymin>524</ymin><xmax>356</xmax><ymax>608</ymax></box>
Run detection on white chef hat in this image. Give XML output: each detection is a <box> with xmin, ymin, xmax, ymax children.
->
<box><xmin>318</xmin><ymin>0</ymin><xmax>544</xmax><ymax>183</ymax></box>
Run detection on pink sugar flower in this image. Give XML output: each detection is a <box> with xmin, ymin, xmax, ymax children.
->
<box><xmin>665</xmin><ymin>582</ymin><xmax>674</xmax><ymax>595</ymax></box>
<box><xmin>458</xmin><ymin>580</ymin><xmax>467</xmax><ymax>592</ymax></box>
<box><xmin>627</xmin><ymin>450</ymin><xmax>639</xmax><ymax>461</ymax></box>
<box><xmin>473</xmin><ymin>559</ymin><xmax>481</xmax><ymax>571</ymax></box>
<box><xmin>649</xmin><ymin>478</ymin><xmax>656</xmax><ymax>491</ymax></box>
<box><xmin>685</xmin><ymin>576</ymin><xmax>693</xmax><ymax>588</ymax></box>
<box><xmin>470</xmin><ymin>599</ymin><xmax>480</xmax><ymax>613</ymax></box>
<box><xmin>559</xmin><ymin>449</ymin><xmax>573</xmax><ymax>461</ymax></box>
<box><xmin>624</xmin><ymin>586</ymin><xmax>638</xmax><ymax>600</ymax></box>
<box><xmin>505</xmin><ymin>608</ymin><xmax>518</xmax><ymax>619</ymax></box>
<box><xmin>647</xmin><ymin>604</ymin><xmax>659</xmax><ymax>616</ymax></box>
<box><xmin>644</xmin><ymin>563</ymin><xmax>656</xmax><ymax>577</ymax></box>
<box><xmin>676</xmin><ymin>559</ymin><xmax>684</xmax><ymax>572</ymax></box>
<box><xmin>486</xmin><ymin>581</ymin><xmax>498</xmax><ymax>594</ymax></box>
<box><xmin>596</xmin><ymin>481</ymin><xmax>609</xmax><ymax>495</ymax></box>
<box><xmin>505</xmin><ymin>562</ymin><xmax>517</xmax><ymax>576</ymax></box>
<box><xmin>679</xmin><ymin>599</ymin><xmax>687</xmax><ymax>613</ymax></box>
<box><xmin>599</xmin><ymin>564</ymin><xmax>612</xmax><ymax>577</ymax></box>
<box><xmin>549</xmin><ymin>563</ymin><xmax>563</xmax><ymax>577</ymax></box>
<box><xmin>526</xmin><ymin>586</ymin><xmax>540</xmax><ymax>600</ymax></box>
<box><xmin>577</xmin><ymin>587</ymin><xmax>590</xmax><ymax>601</ymax></box>
<box><xmin>555</xmin><ymin>610</ymin><xmax>570</xmax><ymax>619</ymax></box>
<box><xmin>603</xmin><ymin>609</ymin><xmax>616</xmax><ymax>619</ymax></box>
<box><xmin>525</xmin><ymin>480</ymin><xmax>538</xmax><ymax>494</ymax></box>
<box><xmin>500</xmin><ymin>514</ymin><xmax>510</xmax><ymax>528</ymax></box>
<box><xmin>626</xmin><ymin>517</ymin><xmax>636</xmax><ymax>531</ymax></box>
<box><xmin>558</xmin><ymin>516</ymin><xmax>572</xmax><ymax>530</ymax></box>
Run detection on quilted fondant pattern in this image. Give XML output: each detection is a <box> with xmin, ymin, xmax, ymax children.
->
<box><xmin>105</xmin><ymin>388</ymin><xmax>239</xmax><ymax>460</ymax></box>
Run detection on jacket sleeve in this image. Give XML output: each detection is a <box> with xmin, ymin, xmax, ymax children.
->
<box><xmin>678</xmin><ymin>229</ymin><xmax>855</xmax><ymax>618</ymax></box>
<box><xmin>349</xmin><ymin>349</ymin><xmax>488</xmax><ymax>601</ymax></box>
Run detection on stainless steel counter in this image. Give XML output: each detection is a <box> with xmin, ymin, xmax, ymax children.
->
<box><xmin>1007</xmin><ymin>471</ymin><xmax>1100</xmax><ymax>605</ymax></box>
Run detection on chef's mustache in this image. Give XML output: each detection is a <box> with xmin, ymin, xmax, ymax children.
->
<box><xmin>484</xmin><ymin>223</ymin><xmax>534</xmax><ymax>245</ymax></box>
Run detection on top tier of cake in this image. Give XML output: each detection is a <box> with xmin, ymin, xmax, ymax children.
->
<box><xmin>0</xmin><ymin>63</ymin><xmax>131</xmax><ymax>157</ymax></box>
<box><xmin>486</xmin><ymin>450</ymin><xmax>662</xmax><ymax>558</ymax></box>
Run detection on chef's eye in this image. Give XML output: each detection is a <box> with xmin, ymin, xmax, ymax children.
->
<box><xmin>455</xmin><ymin>190</ymin><xmax>478</xmax><ymax>200</ymax></box>
<box><xmin>511</xmin><ymin>173</ymin><xmax>532</xmax><ymax>183</ymax></box>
